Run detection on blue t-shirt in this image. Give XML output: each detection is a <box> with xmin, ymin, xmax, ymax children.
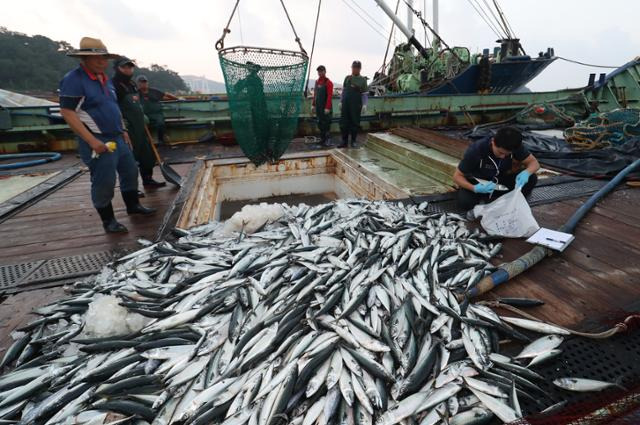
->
<box><xmin>458</xmin><ymin>137</ymin><xmax>530</xmax><ymax>181</ymax></box>
<box><xmin>59</xmin><ymin>65</ymin><xmax>124</xmax><ymax>136</ymax></box>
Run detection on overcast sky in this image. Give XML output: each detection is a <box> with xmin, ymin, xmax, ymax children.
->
<box><xmin>4</xmin><ymin>0</ymin><xmax>639</xmax><ymax>91</ymax></box>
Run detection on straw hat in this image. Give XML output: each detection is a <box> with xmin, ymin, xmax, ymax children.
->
<box><xmin>67</xmin><ymin>37</ymin><xmax>119</xmax><ymax>58</ymax></box>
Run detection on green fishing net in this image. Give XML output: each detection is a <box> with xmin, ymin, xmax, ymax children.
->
<box><xmin>219</xmin><ymin>47</ymin><xmax>308</xmax><ymax>165</ymax></box>
<box><xmin>564</xmin><ymin>108</ymin><xmax>640</xmax><ymax>149</ymax></box>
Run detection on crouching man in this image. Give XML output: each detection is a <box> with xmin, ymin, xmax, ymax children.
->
<box><xmin>454</xmin><ymin>126</ymin><xmax>540</xmax><ymax>213</ymax></box>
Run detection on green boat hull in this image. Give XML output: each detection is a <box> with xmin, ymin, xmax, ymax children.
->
<box><xmin>1</xmin><ymin>59</ymin><xmax>638</xmax><ymax>153</ymax></box>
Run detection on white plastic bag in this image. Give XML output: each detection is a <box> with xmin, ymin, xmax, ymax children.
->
<box><xmin>473</xmin><ymin>187</ymin><xmax>539</xmax><ymax>238</ymax></box>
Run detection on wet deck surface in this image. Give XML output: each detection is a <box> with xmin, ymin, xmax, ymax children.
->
<box><xmin>0</xmin><ymin>147</ymin><xmax>639</xmax><ymax>351</ymax></box>
<box><xmin>482</xmin><ymin>188</ymin><xmax>640</xmax><ymax>331</ymax></box>
<box><xmin>0</xmin><ymin>158</ymin><xmax>190</xmax><ymax>265</ymax></box>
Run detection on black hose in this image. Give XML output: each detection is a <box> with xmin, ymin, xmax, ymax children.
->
<box><xmin>561</xmin><ymin>158</ymin><xmax>640</xmax><ymax>233</ymax></box>
<box><xmin>467</xmin><ymin>157</ymin><xmax>640</xmax><ymax>298</ymax></box>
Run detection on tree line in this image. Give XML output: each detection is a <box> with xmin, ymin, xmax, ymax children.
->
<box><xmin>0</xmin><ymin>28</ymin><xmax>188</xmax><ymax>93</ymax></box>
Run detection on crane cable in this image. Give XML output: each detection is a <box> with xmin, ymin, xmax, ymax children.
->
<box><xmin>215</xmin><ymin>0</ymin><xmax>240</xmax><ymax>50</ymax></box>
<box><xmin>382</xmin><ymin>0</ymin><xmax>402</xmax><ymax>70</ymax></box>
<box><xmin>401</xmin><ymin>0</ymin><xmax>462</xmax><ymax>62</ymax></box>
<box><xmin>215</xmin><ymin>0</ymin><xmax>307</xmax><ymax>53</ymax></box>
<box><xmin>237</xmin><ymin>4</ymin><xmax>244</xmax><ymax>45</ymax></box>
<box><xmin>349</xmin><ymin>0</ymin><xmax>389</xmax><ymax>34</ymax></box>
<box><xmin>304</xmin><ymin>0</ymin><xmax>322</xmax><ymax>97</ymax></box>
<box><xmin>482</xmin><ymin>0</ymin><xmax>511</xmax><ymax>38</ymax></box>
<box><xmin>492</xmin><ymin>0</ymin><xmax>518</xmax><ymax>39</ymax></box>
<box><xmin>342</xmin><ymin>0</ymin><xmax>401</xmax><ymax>44</ymax></box>
<box><xmin>279</xmin><ymin>0</ymin><xmax>307</xmax><ymax>54</ymax></box>
<box><xmin>466</xmin><ymin>0</ymin><xmax>503</xmax><ymax>39</ymax></box>
<box><xmin>557</xmin><ymin>56</ymin><xmax>620</xmax><ymax>69</ymax></box>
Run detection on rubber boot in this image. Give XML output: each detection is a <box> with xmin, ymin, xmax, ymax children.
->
<box><xmin>321</xmin><ymin>132</ymin><xmax>332</xmax><ymax>148</ymax></box>
<box><xmin>122</xmin><ymin>191</ymin><xmax>157</xmax><ymax>215</ymax></box>
<box><xmin>142</xmin><ymin>174</ymin><xmax>166</xmax><ymax>188</ymax></box>
<box><xmin>96</xmin><ymin>203</ymin><xmax>128</xmax><ymax>233</ymax></box>
<box><xmin>337</xmin><ymin>132</ymin><xmax>349</xmax><ymax>148</ymax></box>
<box><xmin>350</xmin><ymin>132</ymin><xmax>359</xmax><ymax>148</ymax></box>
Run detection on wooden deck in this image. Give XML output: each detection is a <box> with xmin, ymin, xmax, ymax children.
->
<box><xmin>0</xmin><ymin>162</ymin><xmax>192</xmax><ymax>264</ymax></box>
<box><xmin>0</xmin><ymin>154</ymin><xmax>639</xmax><ymax>352</ymax></box>
<box><xmin>483</xmin><ymin>188</ymin><xmax>640</xmax><ymax>330</ymax></box>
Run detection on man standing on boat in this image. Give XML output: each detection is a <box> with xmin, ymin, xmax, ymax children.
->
<box><xmin>312</xmin><ymin>65</ymin><xmax>334</xmax><ymax>147</ymax></box>
<box><xmin>453</xmin><ymin>126</ymin><xmax>540</xmax><ymax>213</ymax></box>
<box><xmin>112</xmin><ymin>57</ymin><xmax>165</xmax><ymax>188</ymax></box>
<box><xmin>339</xmin><ymin>60</ymin><xmax>368</xmax><ymax>148</ymax></box>
<box><xmin>59</xmin><ymin>37</ymin><xmax>156</xmax><ymax>233</ymax></box>
<box><xmin>136</xmin><ymin>74</ymin><xmax>179</xmax><ymax>144</ymax></box>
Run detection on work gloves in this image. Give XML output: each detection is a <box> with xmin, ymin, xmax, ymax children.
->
<box><xmin>516</xmin><ymin>170</ymin><xmax>531</xmax><ymax>188</ymax></box>
<box><xmin>474</xmin><ymin>181</ymin><xmax>496</xmax><ymax>194</ymax></box>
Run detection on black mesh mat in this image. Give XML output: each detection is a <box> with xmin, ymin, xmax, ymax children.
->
<box><xmin>410</xmin><ymin>176</ymin><xmax>611</xmax><ymax>214</ymax></box>
<box><xmin>507</xmin><ymin>328</ymin><xmax>640</xmax><ymax>424</ymax></box>
<box><xmin>527</xmin><ymin>178</ymin><xmax>607</xmax><ymax>206</ymax></box>
<box><xmin>0</xmin><ymin>251</ymin><xmax>115</xmax><ymax>294</ymax></box>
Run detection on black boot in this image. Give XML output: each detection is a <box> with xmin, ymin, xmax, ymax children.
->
<box><xmin>142</xmin><ymin>176</ymin><xmax>166</xmax><ymax>188</ymax></box>
<box><xmin>336</xmin><ymin>134</ymin><xmax>348</xmax><ymax>148</ymax></box>
<box><xmin>122</xmin><ymin>191</ymin><xmax>156</xmax><ymax>215</ymax></box>
<box><xmin>320</xmin><ymin>132</ymin><xmax>332</xmax><ymax>147</ymax></box>
<box><xmin>350</xmin><ymin>133</ymin><xmax>359</xmax><ymax>148</ymax></box>
<box><xmin>96</xmin><ymin>203</ymin><xmax>128</xmax><ymax>233</ymax></box>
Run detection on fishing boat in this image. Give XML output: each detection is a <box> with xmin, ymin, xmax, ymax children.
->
<box><xmin>0</xmin><ymin>2</ymin><xmax>639</xmax><ymax>424</ymax></box>
<box><xmin>369</xmin><ymin>0</ymin><xmax>556</xmax><ymax>95</ymax></box>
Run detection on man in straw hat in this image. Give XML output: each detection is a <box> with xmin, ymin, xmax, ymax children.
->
<box><xmin>59</xmin><ymin>37</ymin><xmax>156</xmax><ymax>234</ymax></box>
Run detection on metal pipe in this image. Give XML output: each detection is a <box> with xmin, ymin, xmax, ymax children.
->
<box><xmin>433</xmin><ymin>0</ymin><xmax>439</xmax><ymax>34</ymax></box>
<box><xmin>467</xmin><ymin>158</ymin><xmax>640</xmax><ymax>299</ymax></box>
<box><xmin>406</xmin><ymin>0</ymin><xmax>414</xmax><ymax>36</ymax></box>
<box><xmin>374</xmin><ymin>0</ymin><xmax>429</xmax><ymax>58</ymax></box>
<box><xmin>374</xmin><ymin>0</ymin><xmax>414</xmax><ymax>39</ymax></box>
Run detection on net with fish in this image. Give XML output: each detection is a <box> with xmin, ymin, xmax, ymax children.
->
<box><xmin>219</xmin><ymin>46</ymin><xmax>308</xmax><ymax>165</ymax></box>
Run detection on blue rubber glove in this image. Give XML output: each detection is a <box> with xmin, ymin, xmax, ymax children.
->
<box><xmin>473</xmin><ymin>181</ymin><xmax>496</xmax><ymax>194</ymax></box>
<box><xmin>516</xmin><ymin>170</ymin><xmax>531</xmax><ymax>188</ymax></box>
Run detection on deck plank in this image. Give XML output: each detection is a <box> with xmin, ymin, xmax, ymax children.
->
<box><xmin>0</xmin><ymin>163</ymin><xmax>190</xmax><ymax>264</ymax></box>
<box><xmin>479</xmin><ymin>193</ymin><xmax>640</xmax><ymax>329</ymax></box>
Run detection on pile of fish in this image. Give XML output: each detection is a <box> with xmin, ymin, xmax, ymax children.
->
<box><xmin>0</xmin><ymin>200</ymin><xmax>621</xmax><ymax>425</ymax></box>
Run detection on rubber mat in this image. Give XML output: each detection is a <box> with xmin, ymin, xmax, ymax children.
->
<box><xmin>410</xmin><ymin>177</ymin><xmax>612</xmax><ymax>213</ymax></box>
<box><xmin>528</xmin><ymin>178</ymin><xmax>608</xmax><ymax>207</ymax></box>
<box><xmin>507</xmin><ymin>328</ymin><xmax>640</xmax><ymax>423</ymax></box>
<box><xmin>0</xmin><ymin>251</ymin><xmax>115</xmax><ymax>294</ymax></box>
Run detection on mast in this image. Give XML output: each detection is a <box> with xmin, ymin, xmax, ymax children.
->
<box><xmin>406</xmin><ymin>0</ymin><xmax>414</xmax><ymax>36</ymax></box>
<box><xmin>374</xmin><ymin>0</ymin><xmax>428</xmax><ymax>58</ymax></box>
<box><xmin>433</xmin><ymin>0</ymin><xmax>439</xmax><ymax>34</ymax></box>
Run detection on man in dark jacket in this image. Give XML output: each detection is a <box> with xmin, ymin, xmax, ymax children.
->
<box><xmin>339</xmin><ymin>60</ymin><xmax>368</xmax><ymax>148</ymax></box>
<box><xmin>453</xmin><ymin>126</ymin><xmax>540</xmax><ymax>213</ymax></box>
<box><xmin>312</xmin><ymin>65</ymin><xmax>334</xmax><ymax>147</ymax></box>
<box><xmin>136</xmin><ymin>75</ymin><xmax>179</xmax><ymax>144</ymax></box>
<box><xmin>112</xmin><ymin>57</ymin><xmax>165</xmax><ymax>187</ymax></box>
<box><xmin>59</xmin><ymin>37</ymin><xmax>155</xmax><ymax>233</ymax></box>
